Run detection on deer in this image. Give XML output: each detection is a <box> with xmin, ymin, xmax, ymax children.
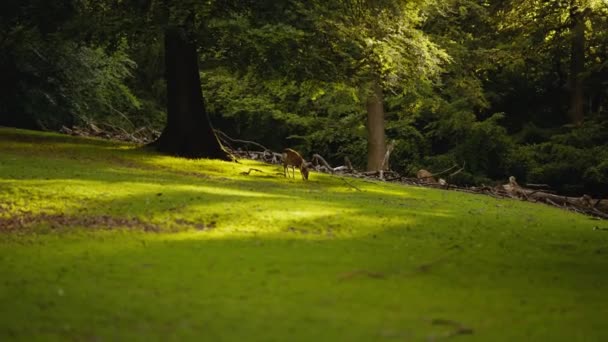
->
<box><xmin>282</xmin><ymin>148</ymin><xmax>309</xmax><ymax>180</ymax></box>
<box><xmin>416</xmin><ymin>169</ymin><xmax>437</xmax><ymax>183</ymax></box>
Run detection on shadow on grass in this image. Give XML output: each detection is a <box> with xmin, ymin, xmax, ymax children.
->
<box><xmin>0</xmin><ymin>126</ymin><xmax>123</xmax><ymax>147</ymax></box>
<box><xmin>2</xmin><ymin>129</ymin><xmax>608</xmax><ymax>340</ymax></box>
<box><xmin>1</xmin><ymin>213</ymin><xmax>608</xmax><ymax>341</ymax></box>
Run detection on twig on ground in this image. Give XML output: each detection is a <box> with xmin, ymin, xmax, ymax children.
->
<box><xmin>338</xmin><ymin>269</ymin><xmax>385</xmax><ymax>280</ymax></box>
<box><xmin>339</xmin><ymin>177</ymin><xmax>362</xmax><ymax>192</ymax></box>
<box><xmin>428</xmin><ymin>318</ymin><xmax>474</xmax><ymax>341</ymax></box>
<box><xmin>240</xmin><ymin>168</ymin><xmax>264</xmax><ymax>176</ymax></box>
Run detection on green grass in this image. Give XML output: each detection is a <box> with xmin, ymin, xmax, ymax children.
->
<box><xmin>1</xmin><ymin>127</ymin><xmax>607</xmax><ymax>341</ymax></box>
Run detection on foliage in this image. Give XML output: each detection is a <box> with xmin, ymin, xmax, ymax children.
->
<box><xmin>298</xmin><ymin>0</ymin><xmax>451</xmax><ymax>109</ymax></box>
<box><xmin>517</xmin><ymin>119</ymin><xmax>608</xmax><ymax>195</ymax></box>
<box><xmin>453</xmin><ymin>114</ymin><xmax>514</xmax><ymax>178</ymax></box>
<box><xmin>384</xmin><ymin>119</ymin><xmax>427</xmax><ymax>174</ymax></box>
<box><xmin>0</xmin><ymin>26</ymin><xmax>142</xmax><ymax>130</ymax></box>
<box><xmin>1</xmin><ymin>0</ymin><xmax>608</xmax><ymax>192</ymax></box>
<box><xmin>202</xmin><ymin>66</ymin><xmax>369</xmax><ymax>166</ymax></box>
<box><xmin>52</xmin><ymin>40</ymin><xmax>141</xmax><ymax>128</ymax></box>
<box><xmin>488</xmin><ymin>0</ymin><xmax>608</xmax><ymax>126</ymax></box>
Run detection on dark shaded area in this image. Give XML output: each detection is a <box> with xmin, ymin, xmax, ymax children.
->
<box><xmin>0</xmin><ymin>0</ymin><xmax>75</xmax><ymax>130</ymax></box>
<box><xmin>150</xmin><ymin>27</ymin><xmax>231</xmax><ymax>160</ymax></box>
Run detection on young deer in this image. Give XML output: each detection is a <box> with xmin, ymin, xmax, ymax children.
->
<box><xmin>283</xmin><ymin>148</ymin><xmax>309</xmax><ymax>180</ymax></box>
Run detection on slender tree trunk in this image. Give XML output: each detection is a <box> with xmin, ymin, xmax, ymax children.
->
<box><xmin>366</xmin><ymin>80</ymin><xmax>386</xmax><ymax>171</ymax></box>
<box><xmin>568</xmin><ymin>1</ymin><xmax>585</xmax><ymax>125</ymax></box>
<box><xmin>151</xmin><ymin>26</ymin><xmax>231</xmax><ymax>160</ymax></box>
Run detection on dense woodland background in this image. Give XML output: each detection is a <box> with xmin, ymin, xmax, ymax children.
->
<box><xmin>1</xmin><ymin>0</ymin><xmax>607</xmax><ymax>196</ymax></box>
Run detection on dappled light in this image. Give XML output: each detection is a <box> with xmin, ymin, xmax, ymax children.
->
<box><xmin>2</xmin><ymin>127</ymin><xmax>608</xmax><ymax>341</ymax></box>
<box><xmin>2</xmin><ymin>0</ymin><xmax>608</xmax><ymax>338</ymax></box>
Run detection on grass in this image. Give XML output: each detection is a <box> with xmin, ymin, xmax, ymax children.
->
<box><xmin>1</xmin><ymin>126</ymin><xmax>607</xmax><ymax>341</ymax></box>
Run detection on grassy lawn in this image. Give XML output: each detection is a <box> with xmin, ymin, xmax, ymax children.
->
<box><xmin>1</xmin><ymin>127</ymin><xmax>607</xmax><ymax>341</ymax></box>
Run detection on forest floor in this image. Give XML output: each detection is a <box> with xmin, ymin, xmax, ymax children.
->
<box><xmin>1</xmin><ymin>127</ymin><xmax>607</xmax><ymax>341</ymax></box>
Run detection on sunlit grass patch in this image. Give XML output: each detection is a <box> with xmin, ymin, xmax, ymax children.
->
<box><xmin>1</xmin><ymin>127</ymin><xmax>608</xmax><ymax>341</ymax></box>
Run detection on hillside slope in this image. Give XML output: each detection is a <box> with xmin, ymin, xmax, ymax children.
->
<box><xmin>0</xmin><ymin>127</ymin><xmax>607</xmax><ymax>341</ymax></box>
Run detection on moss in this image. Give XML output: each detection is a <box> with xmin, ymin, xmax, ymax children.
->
<box><xmin>1</xmin><ymin>127</ymin><xmax>607</xmax><ymax>341</ymax></box>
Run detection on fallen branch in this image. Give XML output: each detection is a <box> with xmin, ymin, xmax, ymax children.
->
<box><xmin>525</xmin><ymin>183</ymin><xmax>552</xmax><ymax>189</ymax></box>
<box><xmin>495</xmin><ymin>177</ymin><xmax>608</xmax><ymax>219</ymax></box>
<box><xmin>344</xmin><ymin>157</ymin><xmax>354</xmax><ymax>171</ymax></box>
<box><xmin>332</xmin><ymin>166</ymin><xmax>351</xmax><ymax>172</ymax></box>
<box><xmin>590</xmin><ymin>209</ymin><xmax>608</xmax><ymax>220</ymax></box>
<box><xmin>311</xmin><ymin>154</ymin><xmax>334</xmax><ymax>173</ymax></box>
<box><xmin>380</xmin><ymin>140</ymin><xmax>395</xmax><ymax>172</ymax></box>
<box><xmin>595</xmin><ymin>197</ymin><xmax>603</xmax><ymax>208</ymax></box>
<box><xmin>214</xmin><ymin>129</ymin><xmax>271</xmax><ymax>152</ymax></box>
<box><xmin>448</xmin><ymin>161</ymin><xmax>466</xmax><ymax>178</ymax></box>
<box><xmin>188</xmin><ymin>132</ymin><xmax>608</xmax><ymax>220</ymax></box>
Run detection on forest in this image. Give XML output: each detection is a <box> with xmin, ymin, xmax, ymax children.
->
<box><xmin>3</xmin><ymin>1</ymin><xmax>608</xmax><ymax>341</ymax></box>
<box><xmin>2</xmin><ymin>0</ymin><xmax>607</xmax><ymax>196</ymax></box>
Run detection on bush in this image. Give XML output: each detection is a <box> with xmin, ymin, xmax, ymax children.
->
<box><xmin>515</xmin><ymin>120</ymin><xmax>608</xmax><ymax>196</ymax></box>
<box><xmin>1</xmin><ymin>32</ymin><xmax>142</xmax><ymax>131</ymax></box>
<box><xmin>386</xmin><ymin>121</ymin><xmax>427</xmax><ymax>174</ymax></box>
<box><xmin>452</xmin><ymin>113</ymin><xmax>514</xmax><ymax>179</ymax></box>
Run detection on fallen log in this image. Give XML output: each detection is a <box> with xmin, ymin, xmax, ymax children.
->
<box><xmin>206</xmin><ymin>131</ymin><xmax>608</xmax><ymax>220</ymax></box>
<box><xmin>311</xmin><ymin>154</ymin><xmax>334</xmax><ymax>173</ymax></box>
<box><xmin>344</xmin><ymin>157</ymin><xmax>354</xmax><ymax>171</ymax></box>
<box><xmin>499</xmin><ymin>176</ymin><xmax>608</xmax><ymax>219</ymax></box>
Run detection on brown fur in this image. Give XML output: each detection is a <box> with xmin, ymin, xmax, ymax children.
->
<box><xmin>416</xmin><ymin>169</ymin><xmax>437</xmax><ymax>183</ymax></box>
<box><xmin>283</xmin><ymin>148</ymin><xmax>309</xmax><ymax>180</ymax></box>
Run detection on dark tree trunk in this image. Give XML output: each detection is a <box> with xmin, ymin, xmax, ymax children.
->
<box><xmin>0</xmin><ymin>53</ymin><xmax>37</xmax><ymax>129</ymax></box>
<box><xmin>568</xmin><ymin>1</ymin><xmax>585</xmax><ymax>125</ymax></box>
<box><xmin>366</xmin><ymin>79</ymin><xmax>386</xmax><ymax>171</ymax></box>
<box><xmin>151</xmin><ymin>26</ymin><xmax>231</xmax><ymax>160</ymax></box>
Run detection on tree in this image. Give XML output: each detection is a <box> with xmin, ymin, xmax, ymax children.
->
<box><xmin>194</xmin><ymin>0</ymin><xmax>449</xmax><ymax>170</ymax></box>
<box><xmin>70</xmin><ymin>0</ymin><xmax>233</xmax><ymax>159</ymax></box>
<box><xmin>142</xmin><ymin>4</ymin><xmax>232</xmax><ymax>159</ymax></box>
<box><xmin>366</xmin><ymin>80</ymin><xmax>387</xmax><ymax>171</ymax></box>
<box><xmin>494</xmin><ymin>0</ymin><xmax>608</xmax><ymax>125</ymax></box>
<box><xmin>150</xmin><ymin>25</ymin><xmax>230</xmax><ymax>159</ymax></box>
<box><xmin>297</xmin><ymin>0</ymin><xmax>449</xmax><ymax>170</ymax></box>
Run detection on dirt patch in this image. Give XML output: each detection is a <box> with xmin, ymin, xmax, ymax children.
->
<box><xmin>174</xmin><ymin>218</ymin><xmax>216</xmax><ymax>231</ymax></box>
<box><xmin>0</xmin><ymin>212</ymin><xmax>162</xmax><ymax>233</ymax></box>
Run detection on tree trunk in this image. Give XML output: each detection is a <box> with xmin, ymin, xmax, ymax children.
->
<box><xmin>0</xmin><ymin>54</ymin><xmax>37</xmax><ymax>129</ymax></box>
<box><xmin>366</xmin><ymin>80</ymin><xmax>386</xmax><ymax>171</ymax></box>
<box><xmin>568</xmin><ymin>1</ymin><xmax>585</xmax><ymax>125</ymax></box>
<box><xmin>151</xmin><ymin>26</ymin><xmax>231</xmax><ymax>160</ymax></box>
